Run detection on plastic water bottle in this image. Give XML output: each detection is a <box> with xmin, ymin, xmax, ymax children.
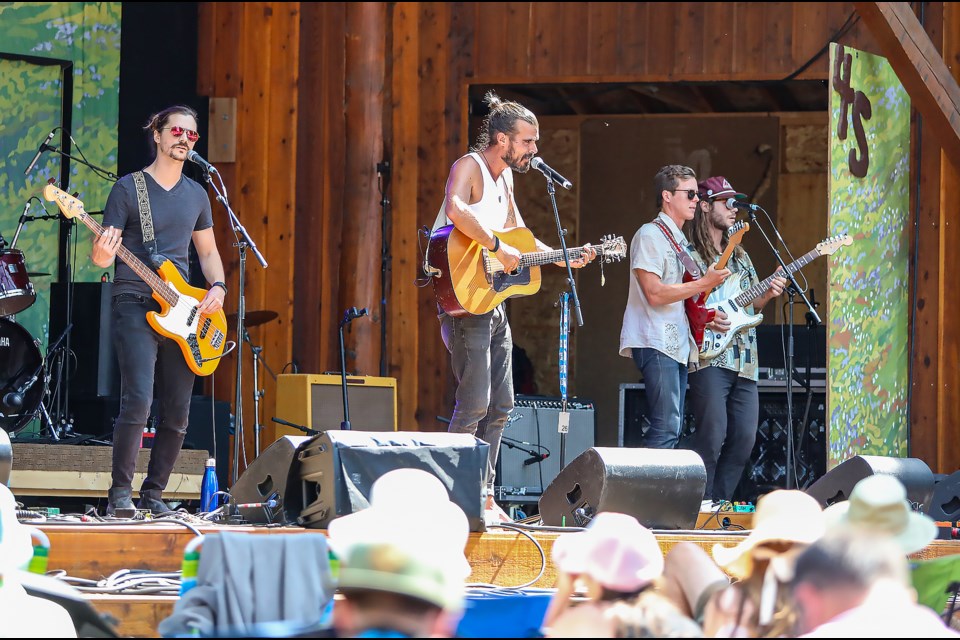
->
<box><xmin>200</xmin><ymin>458</ymin><xmax>219</xmax><ymax>512</ymax></box>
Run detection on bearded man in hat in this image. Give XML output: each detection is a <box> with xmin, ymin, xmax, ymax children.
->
<box><xmin>685</xmin><ymin>176</ymin><xmax>787</xmax><ymax>508</ymax></box>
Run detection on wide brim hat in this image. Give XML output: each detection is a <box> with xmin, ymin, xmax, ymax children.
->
<box><xmin>712</xmin><ymin>490</ymin><xmax>825</xmax><ymax>579</ymax></box>
<box><xmin>823</xmin><ymin>474</ymin><xmax>937</xmax><ymax>555</ymax></box>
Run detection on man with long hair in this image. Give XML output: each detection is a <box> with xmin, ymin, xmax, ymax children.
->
<box><xmin>92</xmin><ymin>105</ymin><xmax>227</xmax><ymax>515</ymax></box>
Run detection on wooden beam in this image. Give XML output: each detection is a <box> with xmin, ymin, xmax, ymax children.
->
<box><xmin>854</xmin><ymin>2</ymin><xmax>960</xmax><ymax>167</ymax></box>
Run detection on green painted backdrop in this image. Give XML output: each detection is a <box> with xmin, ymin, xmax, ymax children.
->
<box><xmin>0</xmin><ymin>2</ymin><xmax>120</xmax><ymax>431</ymax></box>
<box><xmin>827</xmin><ymin>43</ymin><xmax>910</xmax><ymax>467</ymax></box>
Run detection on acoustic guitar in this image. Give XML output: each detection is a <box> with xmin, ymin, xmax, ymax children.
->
<box><xmin>427</xmin><ymin>224</ymin><xmax>626</xmax><ymax>317</ymax></box>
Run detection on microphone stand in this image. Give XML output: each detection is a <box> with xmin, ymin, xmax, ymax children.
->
<box><xmin>746</xmin><ymin>207</ymin><xmax>820</xmax><ymax>490</ymax></box>
<box><xmin>242</xmin><ymin>327</ymin><xmax>278</xmax><ymax>458</ymax></box>
<box><xmin>201</xmin><ymin>168</ymin><xmax>268</xmax><ymax>490</ymax></box>
<box><xmin>338</xmin><ymin>308</ymin><xmax>368</xmax><ymax>430</ymax></box>
<box><xmin>542</xmin><ymin>175</ymin><xmax>581</xmax><ymax>472</ymax></box>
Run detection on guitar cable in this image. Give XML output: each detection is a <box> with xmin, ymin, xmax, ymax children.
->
<box><xmin>415</xmin><ymin>225</ymin><xmax>441</xmax><ymax>286</ymax></box>
<box><xmin>199</xmin><ymin>340</ymin><xmax>237</xmax><ymax>363</ymax></box>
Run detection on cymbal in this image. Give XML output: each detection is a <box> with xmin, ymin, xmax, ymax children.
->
<box><xmin>27</xmin><ymin>272</ymin><xmax>51</xmax><ymax>277</ymax></box>
<box><xmin>225</xmin><ymin>309</ymin><xmax>279</xmax><ymax>329</ymax></box>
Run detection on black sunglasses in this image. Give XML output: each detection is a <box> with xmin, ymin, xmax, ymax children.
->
<box><xmin>669</xmin><ymin>189</ymin><xmax>700</xmax><ymax>200</ymax></box>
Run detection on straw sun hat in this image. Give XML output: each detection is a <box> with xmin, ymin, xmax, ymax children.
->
<box><xmin>823</xmin><ymin>473</ymin><xmax>937</xmax><ymax>555</ymax></box>
<box><xmin>712</xmin><ymin>490</ymin><xmax>825</xmax><ymax>580</ymax></box>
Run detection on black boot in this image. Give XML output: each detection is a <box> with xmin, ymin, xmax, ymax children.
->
<box><xmin>106</xmin><ymin>487</ymin><xmax>135</xmax><ymax>516</ymax></box>
<box><xmin>138</xmin><ymin>489</ymin><xmax>173</xmax><ymax>514</ymax></box>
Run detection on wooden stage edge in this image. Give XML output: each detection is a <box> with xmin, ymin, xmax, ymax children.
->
<box><xmin>38</xmin><ymin>519</ymin><xmax>960</xmax><ymax>638</ymax></box>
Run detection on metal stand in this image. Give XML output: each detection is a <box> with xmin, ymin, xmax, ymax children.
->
<box><xmin>242</xmin><ymin>327</ymin><xmax>278</xmax><ymax>458</ymax></box>
<box><xmin>338</xmin><ymin>307</ymin><xmax>370</xmax><ymax>430</ymax></box>
<box><xmin>201</xmin><ymin>168</ymin><xmax>268</xmax><ymax>488</ymax></box>
<box><xmin>746</xmin><ymin>207</ymin><xmax>820</xmax><ymax>490</ymax></box>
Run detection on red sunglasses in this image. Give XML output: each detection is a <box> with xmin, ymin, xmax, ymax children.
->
<box><xmin>163</xmin><ymin>125</ymin><xmax>200</xmax><ymax>142</ymax></box>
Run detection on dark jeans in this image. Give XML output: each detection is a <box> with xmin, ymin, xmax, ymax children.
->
<box><xmin>440</xmin><ymin>306</ymin><xmax>514</xmax><ymax>493</ymax></box>
<box><xmin>111</xmin><ymin>293</ymin><xmax>196</xmax><ymax>493</ymax></box>
<box><xmin>632</xmin><ymin>347</ymin><xmax>688</xmax><ymax>449</ymax></box>
<box><xmin>687</xmin><ymin>366</ymin><xmax>759</xmax><ymax>500</ymax></box>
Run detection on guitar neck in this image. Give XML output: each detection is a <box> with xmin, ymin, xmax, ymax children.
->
<box><xmin>520</xmin><ymin>245</ymin><xmax>590</xmax><ymax>268</ymax></box>
<box><xmin>735</xmin><ymin>248</ymin><xmax>821</xmax><ymax>306</ymax></box>
<box><xmin>76</xmin><ymin>213</ymin><xmax>178</xmax><ymax>305</ymax></box>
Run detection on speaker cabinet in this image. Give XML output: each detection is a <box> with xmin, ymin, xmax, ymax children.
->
<box><xmin>272</xmin><ymin>374</ymin><xmax>397</xmax><ymax>440</ymax></box>
<box><xmin>49</xmin><ymin>282</ymin><xmax>118</xmax><ymax>398</ymax></box>
<box><xmin>539</xmin><ymin>447</ymin><xmax>706</xmax><ymax>529</ymax></box>
<box><xmin>927</xmin><ymin>470</ymin><xmax>960</xmax><ymax>522</ymax></box>
<box><xmin>230</xmin><ymin>435</ymin><xmax>314</xmax><ymax>524</ymax></box>
<box><xmin>182</xmin><ymin>395</ymin><xmax>231</xmax><ymax>490</ymax></box>
<box><xmin>297</xmin><ymin>430</ymin><xmax>488</xmax><ymax>532</ymax></box>
<box><xmin>496</xmin><ymin>396</ymin><xmax>595</xmax><ymax>498</ymax></box>
<box><xmin>805</xmin><ymin>455</ymin><xmax>935</xmax><ymax>509</ymax></box>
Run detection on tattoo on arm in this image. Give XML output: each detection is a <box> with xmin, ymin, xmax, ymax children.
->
<box><xmin>505</xmin><ymin>184</ymin><xmax>517</xmax><ymax>228</ymax></box>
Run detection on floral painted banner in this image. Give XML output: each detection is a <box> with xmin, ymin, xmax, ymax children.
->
<box><xmin>827</xmin><ymin>43</ymin><xmax>910</xmax><ymax>467</ymax></box>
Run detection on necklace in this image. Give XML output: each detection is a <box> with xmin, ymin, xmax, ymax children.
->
<box><xmin>478</xmin><ymin>151</ymin><xmax>503</xmax><ymax>203</ymax></box>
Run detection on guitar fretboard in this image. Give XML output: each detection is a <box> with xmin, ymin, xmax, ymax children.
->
<box><xmin>519</xmin><ymin>246</ymin><xmax>592</xmax><ymax>268</ymax></box>
<box><xmin>74</xmin><ymin>210</ymin><xmax>179</xmax><ymax>306</ymax></box>
<box><xmin>735</xmin><ymin>248</ymin><xmax>820</xmax><ymax>306</ymax></box>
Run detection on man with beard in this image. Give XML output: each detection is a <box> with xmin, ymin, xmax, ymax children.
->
<box><xmin>92</xmin><ymin>105</ymin><xmax>227</xmax><ymax>516</ymax></box>
<box><xmin>685</xmin><ymin>176</ymin><xmax>786</xmax><ymax>508</ymax></box>
<box><xmin>432</xmin><ymin>91</ymin><xmax>594</xmax><ymax>522</ymax></box>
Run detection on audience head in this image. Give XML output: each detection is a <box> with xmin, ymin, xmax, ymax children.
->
<box><xmin>0</xmin><ymin>483</ymin><xmax>33</xmax><ymax>573</ymax></box>
<box><xmin>552</xmin><ymin>511</ymin><xmax>665</xmax><ymax>597</ymax></box>
<box><xmin>712</xmin><ymin>489</ymin><xmax>825</xmax><ymax>580</ymax></box>
<box><xmin>327</xmin><ymin>469</ymin><xmax>471</xmax><ymax>636</ymax></box>
<box><xmin>823</xmin><ymin>474</ymin><xmax>937</xmax><ymax>555</ymax></box>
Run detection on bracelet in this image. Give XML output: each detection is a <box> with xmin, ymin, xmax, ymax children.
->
<box><xmin>211</xmin><ymin>281</ymin><xmax>228</xmax><ymax>294</ymax></box>
<box><xmin>491</xmin><ymin>236</ymin><xmax>501</xmax><ymax>252</ymax></box>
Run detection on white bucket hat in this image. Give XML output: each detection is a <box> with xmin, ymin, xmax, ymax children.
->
<box><xmin>824</xmin><ymin>474</ymin><xmax>937</xmax><ymax>555</ymax></box>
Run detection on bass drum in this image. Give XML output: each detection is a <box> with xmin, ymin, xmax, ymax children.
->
<box><xmin>0</xmin><ymin>318</ymin><xmax>43</xmax><ymax>433</ymax></box>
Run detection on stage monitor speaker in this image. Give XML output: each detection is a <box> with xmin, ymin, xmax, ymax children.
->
<box><xmin>50</xmin><ymin>282</ymin><xmax>118</xmax><ymax>398</ymax></box>
<box><xmin>297</xmin><ymin>430</ymin><xmax>488</xmax><ymax>532</ymax></box>
<box><xmin>539</xmin><ymin>447</ymin><xmax>705</xmax><ymax>529</ymax></box>
<box><xmin>926</xmin><ymin>470</ymin><xmax>960</xmax><ymax>522</ymax></box>
<box><xmin>497</xmin><ymin>396</ymin><xmax>595</xmax><ymax>498</ymax></box>
<box><xmin>230</xmin><ymin>435</ymin><xmax>314</xmax><ymax>525</ymax></box>
<box><xmin>273</xmin><ymin>374</ymin><xmax>397</xmax><ymax>439</ymax></box>
<box><xmin>805</xmin><ymin>455</ymin><xmax>935</xmax><ymax>509</ymax></box>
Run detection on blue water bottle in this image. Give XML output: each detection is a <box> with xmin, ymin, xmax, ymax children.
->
<box><xmin>200</xmin><ymin>458</ymin><xmax>219</xmax><ymax>512</ymax></box>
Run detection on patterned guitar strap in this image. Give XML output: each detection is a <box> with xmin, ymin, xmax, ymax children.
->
<box><xmin>652</xmin><ymin>218</ymin><xmax>702</xmax><ymax>278</ymax></box>
<box><xmin>132</xmin><ymin>171</ymin><xmax>165</xmax><ymax>269</ymax></box>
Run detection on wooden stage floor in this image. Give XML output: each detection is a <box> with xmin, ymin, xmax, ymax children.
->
<box><xmin>36</xmin><ymin>513</ymin><xmax>960</xmax><ymax>638</ymax></box>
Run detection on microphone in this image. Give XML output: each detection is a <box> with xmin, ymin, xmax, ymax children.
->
<box><xmin>523</xmin><ymin>452</ymin><xmax>550</xmax><ymax>466</ymax></box>
<box><xmin>186</xmin><ymin>150</ymin><xmax>218</xmax><ymax>174</ymax></box>
<box><xmin>23</xmin><ymin>129</ymin><xmax>56</xmax><ymax>176</ymax></box>
<box><xmin>726</xmin><ymin>198</ymin><xmax>760</xmax><ymax>212</ymax></box>
<box><xmin>530</xmin><ymin>157</ymin><xmax>573</xmax><ymax>190</ymax></box>
<box><xmin>2</xmin><ymin>369</ymin><xmax>40</xmax><ymax>410</ymax></box>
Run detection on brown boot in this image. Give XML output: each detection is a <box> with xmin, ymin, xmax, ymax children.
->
<box><xmin>138</xmin><ymin>489</ymin><xmax>173</xmax><ymax>514</ymax></box>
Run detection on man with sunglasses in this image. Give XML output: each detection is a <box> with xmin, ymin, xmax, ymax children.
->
<box><xmin>92</xmin><ymin>105</ymin><xmax>227</xmax><ymax>516</ymax></box>
<box><xmin>619</xmin><ymin>165</ymin><xmax>730</xmax><ymax>450</ymax></box>
<box><xmin>685</xmin><ymin>176</ymin><xmax>786</xmax><ymax>509</ymax></box>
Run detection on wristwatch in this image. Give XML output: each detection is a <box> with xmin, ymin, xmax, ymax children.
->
<box><xmin>211</xmin><ymin>281</ymin><xmax>228</xmax><ymax>294</ymax></box>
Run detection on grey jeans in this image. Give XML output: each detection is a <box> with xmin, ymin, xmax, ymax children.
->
<box><xmin>440</xmin><ymin>305</ymin><xmax>514</xmax><ymax>493</ymax></box>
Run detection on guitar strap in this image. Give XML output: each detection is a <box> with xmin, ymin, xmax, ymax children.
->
<box><xmin>652</xmin><ymin>218</ymin><xmax>702</xmax><ymax>278</ymax></box>
<box><xmin>132</xmin><ymin>171</ymin><xmax>165</xmax><ymax>269</ymax></box>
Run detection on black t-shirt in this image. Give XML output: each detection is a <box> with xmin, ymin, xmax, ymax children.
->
<box><xmin>101</xmin><ymin>171</ymin><xmax>213</xmax><ymax>297</ymax></box>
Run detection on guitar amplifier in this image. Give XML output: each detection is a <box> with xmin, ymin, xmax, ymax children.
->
<box><xmin>496</xmin><ymin>395</ymin><xmax>595</xmax><ymax>500</ymax></box>
<box><xmin>271</xmin><ymin>374</ymin><xmax>397</xmax><ymax>441</ymax></box>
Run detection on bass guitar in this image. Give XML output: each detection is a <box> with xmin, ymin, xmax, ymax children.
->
<box><xmin>43</xmin><ymin>184</ymin><xmax>228</xmax><ymax>376</ymax></box>
<box><xmin>684</xmin><ymin>221</ymin><xmax>749</xmax><ymax>349</ymax></box>
<box><xmin>699</xmin><ymin>233</ymin><xmax>853</xmax><ymax>360</ymax></box>
<box><xmin>427</xmin><ymin>224</ymin><xmax>626</xmax><ymax>317</ymax></box>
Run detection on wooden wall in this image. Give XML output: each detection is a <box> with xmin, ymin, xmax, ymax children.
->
<box><xmin>197</xmin><ymin>2</ymin><xmax>960</xmax><ymax>476</ymax></box>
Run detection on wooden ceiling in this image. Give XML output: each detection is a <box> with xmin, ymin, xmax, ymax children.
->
<box><xmin>468</xmin><ymin>80</ymin><xmax>829</xmax><ymax>117</ymax></box>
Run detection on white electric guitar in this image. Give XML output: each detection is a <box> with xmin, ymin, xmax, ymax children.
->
<box><xmin>699</xmin><ymin>234</ymin><xmax>853</xmax><ymax>361</ymax></box>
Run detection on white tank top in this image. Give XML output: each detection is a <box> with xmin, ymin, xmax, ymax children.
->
<box><xmin>433</xmin><ymin>152</ymin><xmax>513</xmax><ymax>231</ymax></box>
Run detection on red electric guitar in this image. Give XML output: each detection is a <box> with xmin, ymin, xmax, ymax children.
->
<box><xmin>684</xmin><ymin>221</ymin><xmax>749</xmax><ymax>349</ymax></box>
